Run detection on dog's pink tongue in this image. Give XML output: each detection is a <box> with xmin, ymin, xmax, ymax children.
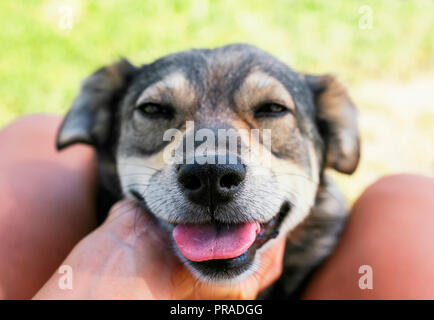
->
<box><xmin>173</xmin><ymin>222</ymin><xmax>260</xmax><ymax>262</ymax></box>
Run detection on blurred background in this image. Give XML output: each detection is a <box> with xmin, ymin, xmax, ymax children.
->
<box><xmin>0</xmin><ymin>0</ymin><xmax>433</xmax><ymax>203</ymax></box>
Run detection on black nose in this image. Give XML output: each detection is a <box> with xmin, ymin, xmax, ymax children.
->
<box><xmin>177</xmin><ymin>160</ymin><xmax>246</xmax><ymax>207</ymax></box>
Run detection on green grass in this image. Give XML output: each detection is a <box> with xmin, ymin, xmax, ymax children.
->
<box><xmin>1</xmin><ymin>0</ymin><xmax>433</xmax><ymax>126</ymax></box>
<box><xmin>1</xmin><ymin>0</ymin><xmax>433</xmax><ymax>203</ymax></box>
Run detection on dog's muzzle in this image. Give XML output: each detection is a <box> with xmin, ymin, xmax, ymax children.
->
<box><xmin>170</xmin><ymin>158</ymin><xmax>290</xmax><ymax>279</ymax></box>
<box><xmin>174</xmin><ymin>158</ymin><xmax>253</xmax><ymax>262</ymax></box>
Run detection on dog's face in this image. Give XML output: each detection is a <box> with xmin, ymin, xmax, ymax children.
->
<box><xmin>57</xmin><ymin>44</ymin><xmax>359</xmax><ymax>282</ymax></box>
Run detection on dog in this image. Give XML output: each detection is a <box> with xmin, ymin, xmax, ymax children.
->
<box><xmin>56</xmin><ymin>44</ymin><xmax>360</xmax><ymax>299</ymax></box>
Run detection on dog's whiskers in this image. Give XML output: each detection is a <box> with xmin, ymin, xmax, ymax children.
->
<box><xmin>117</xmin><ymin>162</ymin><xmax>161</xmax><ymax>172</ymax></box>
<box><xmin>123</xmin><ymin>183</ymin><xmax>152</xmax><ymax>188</ymax></box>
<box><xmin>120</xmin><ymin>173</ymin><xmax>156</xmax><ymax>178</ymax></box>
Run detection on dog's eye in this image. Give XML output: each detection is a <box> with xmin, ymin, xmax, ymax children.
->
<box><xmin>136</xmin><ymin>103</ymin><xmax>174</xmax><ymax>119</ymax></box>
<box><xmin>254</xmin><ymin>103</ymin><xmax>290</xmax><ymax>118</ymax></box>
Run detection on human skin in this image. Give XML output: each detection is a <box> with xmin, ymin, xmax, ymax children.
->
<box><xmin>33</xmin><ymin>199</ymin><xmax>285</xmax><ymax>299</ymax></box>
<box><xmin>0</xmin><ymin>115</ymin><xmax>433</xmax><ymax>299</ymax></box>
<box><xmin>0</xmin><ymin>115</ymin><xmax>98</xmax><ymax>299</ymax></box>
<box><xmin>302</xmin><ymin>174</ymin><xmax>434</xmax><ymax>299</ymax></box>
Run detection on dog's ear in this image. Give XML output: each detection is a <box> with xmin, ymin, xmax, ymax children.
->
<box><xmin>306</xmin><ymin>74</ymin><xmax>360</xmax><ymax>174</ymax></box>
<box><xmin>56</xmin><ymin>59</ymin><xmax>137</xmax><ymax>150</ymax></box>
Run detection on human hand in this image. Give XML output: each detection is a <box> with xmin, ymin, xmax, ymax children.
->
<box><xmin>34</xmin><ymin>199</ymin><xmax>285</xmax><ymax>300</ymax></box>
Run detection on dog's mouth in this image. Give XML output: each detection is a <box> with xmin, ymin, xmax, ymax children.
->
<box><xmin>173</xmin><ymin>201</ymin><xmax>290</xmax><ymax>280</ymax></box>
<box><xmin>130</xmin><ymin>189</ymin><xmax>290</xmax><ymax>280</ymax></box>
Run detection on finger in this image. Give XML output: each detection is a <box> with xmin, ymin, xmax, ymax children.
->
<box><xmin>102</xmin><ymin>199</ymin><xmax>169</xmax><ymax>247</ymax></box>
<box><xmin>257</xmin><ymin>237</ymin><xmax>286</xmax><ymax>292</ymax></box>
<box><xmin>105</xmin><ymin>199</ymin><xmax>145</xmax><ymax>223</ymax></box>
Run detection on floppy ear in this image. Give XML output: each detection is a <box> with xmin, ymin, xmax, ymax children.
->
<box><xmin>306</xmin><ymin>74</ymin><xmax>360</xmax><ymax>174</ymax></box>
<box><xmin>56</xmin><ymin>59</ymin><xmax>137</xmax><ymax>150</ymax></box>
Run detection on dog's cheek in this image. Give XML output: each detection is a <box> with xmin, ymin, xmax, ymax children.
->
<box><xmin>116</xmin><ymin>144</ymin><xmax>168</xmax><ymax>199</ymax></box>
<box><xmin>269</xmin><ymin>153</ymin><xmax>318</xmax><ymax>237</ymax></box>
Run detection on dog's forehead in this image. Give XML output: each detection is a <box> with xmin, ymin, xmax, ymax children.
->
<box><xmin>130</xmin><ymin>44</ymin><xmax>310</xmax><ymax>110</ymax></box>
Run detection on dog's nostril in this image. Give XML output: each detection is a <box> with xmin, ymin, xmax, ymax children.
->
<box><xmin>182</xmin><ymin>175</ymin><xmax>202</xmax><ymax>191</ymax></box>
<box><xmin>177</xmin><ymin>159</ymin><xmax>246</xmax><ymax>207</ymax></box>
<box><xmin>220</xmin><ymin>173</ymin><xmax>242</xmax><ymax>190</ymax></box>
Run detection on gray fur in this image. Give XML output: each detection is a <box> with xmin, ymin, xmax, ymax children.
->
<box><xmin>56</xmin><ymin>44</ymin><xmax>360</xmax><ymax>298</ymax></box>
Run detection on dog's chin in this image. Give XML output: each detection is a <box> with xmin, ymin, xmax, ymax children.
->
<box><xmin>129</xmin><ymin>190</ymin><xmax>290</xmax><ymax>282</ymax></box>
<box><xmin>181</xmin><ymin>246</ymin><xmax>258</xmax><ymax>284</ymax></box>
